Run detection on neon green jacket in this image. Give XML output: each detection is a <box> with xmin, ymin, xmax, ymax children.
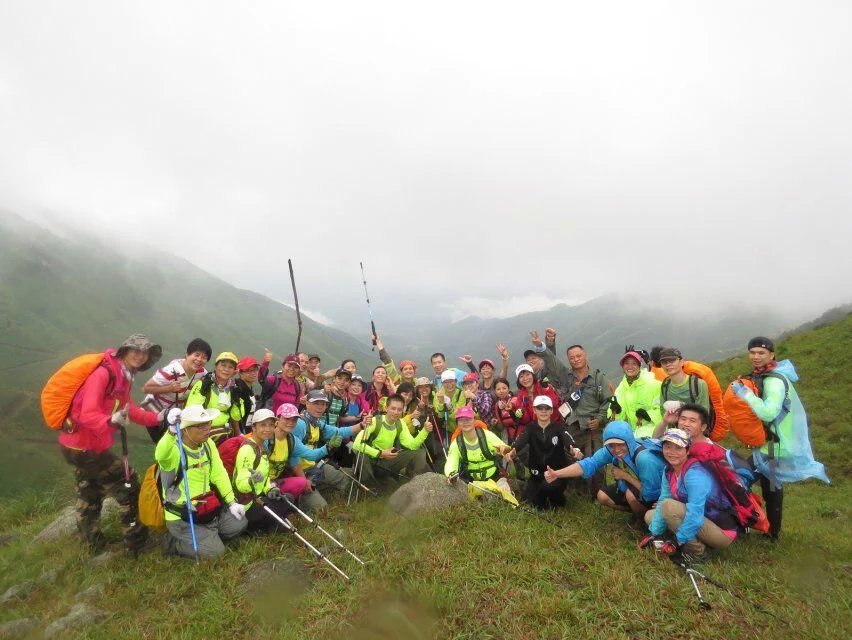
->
<box><xmin>352</xmin><ymin>416</ymin><xmax>429</xmax><ymax>459</ymax></box>
<box><xmin>154</xmin><ymin>432</ymin><xmax>235</xmax><ymax>521</ymax></box>
<box><xmin>234</xmin><ymin>440</ymin><xmax>271</xmax><ymax>500</ymax></box>
<box><xmin>444</xmin><ymin>428</ymin><xmax>504</xmax><ymax>480</ymax></box>
<box><xmin>610</xmin><ymin>371</ymin><xmax>662</xmax><ymax>438</ymax></box>
<box><xmin>433</xmin><ymin>387</ymin><xmax>467</xmax><ymax>432</ymax></box>
<box><xmin>184</xmin><ymin>378</ymin><xmax>244</xmax><ymax>442</ymax></box>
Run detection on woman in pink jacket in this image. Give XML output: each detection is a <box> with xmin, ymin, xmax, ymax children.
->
<box><xmin>58</xmin><ymin>333</ymin><xmax>163</xmax><ymax>556</ymax></box>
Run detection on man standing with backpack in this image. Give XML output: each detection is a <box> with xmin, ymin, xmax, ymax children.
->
<box><xmin>52</xmin><ymin>334</ymin><xmax>164</xmax><ymax>555</ymax></box>
<box><xmin>728</xmin><ymin>337</ymin><xmax>829</xmax><ymax>540</ymax></box>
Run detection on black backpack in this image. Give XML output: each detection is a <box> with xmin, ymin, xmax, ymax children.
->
<box><xmin>456</xmin><ymin>427</ymin><xmax>496</xmax><ymax>481</ymax></box>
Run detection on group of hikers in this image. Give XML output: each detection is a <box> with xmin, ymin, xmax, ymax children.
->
<box><xmin>44</xmin><ymin>327</ymin><xmax>829</xmax><ymax>566</ymax></box>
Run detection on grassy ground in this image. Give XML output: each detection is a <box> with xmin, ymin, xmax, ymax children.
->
<box><xmin>0</xmin><ymin>316</ymin><xmax>849</xmax><ymax>639</ymax></box>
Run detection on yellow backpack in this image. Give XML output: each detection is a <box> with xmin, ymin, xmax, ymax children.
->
<box><xmin>138</xmin><ymin>464</ymin><xmax>166</xmax><ymax>532</ymax></box>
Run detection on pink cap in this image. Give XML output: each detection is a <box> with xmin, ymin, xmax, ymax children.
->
<box><xmin>619</xmin><ymin>351</ymin><xmax>643</xmax><ymax>367</ymax></box>
<box><xmin>276</xmin><ymin>403</ymin><xmax>299</xmax><ymax>418</ymax></box>
<box><xmin>282</xmin><ymin>354</ymin><xmax>302</xmax><ymax>368</ymax></box>
<box><xmin>478</xmin><ymin>359</ymin><xmax>495</xmax><ymax>371</ymax></box>
<box><xmin>455</xmin><ymin>406</ymin><xmax>475</xmax><ymax>420</ymax></box>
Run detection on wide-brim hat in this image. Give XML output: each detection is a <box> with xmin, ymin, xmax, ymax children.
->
<box><xmin>115</xmin><ymin>333</ymin><xmax>162</xmax><ymax>372</ymax></box>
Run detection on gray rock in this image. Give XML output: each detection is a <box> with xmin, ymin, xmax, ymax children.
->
<box><xmin>387</xmin><ymin>472</ymin><xmax>468</xmax><ymax>518</ymax></box>
<box><xmin>88</xmin><ymin>551</ymin><xmax>116</xmax><ymax>568</ymax></box>
<box><xmin>43</xmin><ymin>603</ymin><xmax>109</xmax><ymax>639</ymax></box>
<box><xmin>0</xmin><ymin>617</ymin><xmax>37</xmax><ymax>639</ymax></box>
<box><xmin>0</xmin><ymin>581</ymin><xmax>35</xmax><ymax>605</ymax></box>
<box><xmin>334</xmin><ymin>513</ymin><xmax>353</xmax><ymax>522</ymax></box>
<box><xmin>40</xmin><ymin>568</ymin><xmax>59</xmax><ymax>584</ymax></box>
<box><xmin>35</xmin><ymin>498</ymin><xmax>119</xmax><ymax>543</ymax></box>
<box><xmin>0</xmin><ymin>533</ymin><xmax>17</xmax><ymax>548</ymax></box>
<box><xmin>75</xmin><ymin>584</ymin><xmax>103</xmax><ymax>603</ymax></box>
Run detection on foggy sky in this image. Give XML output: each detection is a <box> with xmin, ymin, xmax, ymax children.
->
<box><xmin>1</xmin><ymin>1</ymin><xmax>850</xmax><ymax>335</ymax></box>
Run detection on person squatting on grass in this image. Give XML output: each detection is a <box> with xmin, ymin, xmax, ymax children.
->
<box><xmin>638</xmin><ymin>429</ymin><xmax>736</xmax><ymax>562</ymax></box>
<box><xmin>543</xmin><ymin>420</ymin><xmax>666</xmax><ymax>522</ymax></box>
<box><xmin>156</xmin><ymin>405</ymin><xmax>247</xmax><ymax>557</ymax></box>
<box><xmin>352</xmin><ymin>394</ymin><xmax>433</xmax><ymax>492</ymax></box>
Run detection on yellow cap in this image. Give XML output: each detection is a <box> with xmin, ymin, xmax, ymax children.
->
<box><xmin>215</xmin><ymin>351</ymin><xmax>239</xmax><ymax>365</ymax></box>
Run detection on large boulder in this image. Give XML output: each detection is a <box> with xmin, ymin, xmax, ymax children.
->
<box><xmin>387</xmin><ymin>472</ymin><xmax>467</xmax><ymax>518</ymax></box>
<box><xmin>35</xmin><ymin>498</ymin><xmax>119</xmax><ymax>544</ymax></box>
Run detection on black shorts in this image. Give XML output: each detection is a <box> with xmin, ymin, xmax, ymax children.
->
<box><xmin>600</xmin><ymin>484</ymin><xmax>653</xmax><ymax>509</ymax></box>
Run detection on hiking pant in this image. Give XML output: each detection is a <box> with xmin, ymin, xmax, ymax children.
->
<box><xmin>426</xmin><ymin>430</ymin><xmax>449</xmax><ymax>472</ymax></box>
<box><xmin>60</xmin><ymin>446</ymin><xmax>147</xmax><ymax>552</ymax></box>
<box><xmin>524</xmin><ymin>478</ymin><xmax>567</xmax><ymax>510</ymax></box>
<box><xmin>245</xmin><ymin>500</ymin><xmax>295</xmax><ymax>534</ymax></box>
<box><xmin>164</xmin><ymin>509</ymin><xmax>247</xmax><ymax>558</ymax></box>
<box><xmin>298</xmin><ymin>464</ymin><xmax>350</xmax><ymax>512</ymax></box>
<box><xmin>759</xmin><ymin>474</ymin><xmax>784</xmax><ymax>540</ymax></box>
<box><xmin>567</xmin><ymin>425</ymin><xmax>602</xmax><ymax>497</ymax></box>
<box><xmin>644</xmin><ymin>499</ymin><xmax>733</xmax><ymax>551</ymax></box>
<box><xmin>357</xmin><ymin>449</ymin><xmax>430</xmax><ymax>492</ymax></box>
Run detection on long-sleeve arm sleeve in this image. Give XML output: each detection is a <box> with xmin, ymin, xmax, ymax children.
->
<box><xmin>444</xmin><ymin>440</ymin><xmax>461</xmax><ymax>477</ymax></box>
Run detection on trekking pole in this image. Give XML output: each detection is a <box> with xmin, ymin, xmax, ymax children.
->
<box><xmin>685</xmin><ymin>568</ymin><xmax>711</xmax><ymax>611</ymax></box>
<box><xmin>673</xmin><ymin>561</ymin><xmax>791</xmax><ymax>625</ymax></box>
<box><xmin>174</xmin><ymin>418</ymin><xmax>200</xmax><ymax>563</ymax></box>
<box><xmin>453</xmin><ymin>474</ymin><xmax>564</xmax><ymax>529</ymax></box>
<box><xmin>359</xmin><ymin>261</ymin><xmax>377</xmax><ymax>351</ymax></box>
<box><xmin>288</xmin><ymin>259</ymin><xmax>303</xmax><ymax>353</ymax></box>
<box><xmin>282</xmin><ymin>496</ymin><xmax>365</xmax><ymax>565</ymax></box>
<box><xmin>336</xmin><ymin>465</ymin><xmax>378</xmax><ymax>496</ymax></box>
<box><xmin>260</xmin><ymin>502</ymin><xmax>350</xmax><ymax>580</ymax></box>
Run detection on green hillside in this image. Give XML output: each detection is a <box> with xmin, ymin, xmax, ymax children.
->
<box><xmin>0</xmin><ymin>313</ymin><xmax>848</xmax><ymax>639</ymax></box>
<box><xmin>0</xmin><ymin>211</ymin><xmax>374</xmax><ymax>497</ymax></box>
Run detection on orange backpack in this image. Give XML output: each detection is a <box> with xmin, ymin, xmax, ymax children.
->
<box><xmin>41</xmin><ymin>353</ymin><xmax>114</xmax><ymax>429</ymax></box>
<box><xmin>680</xmin><ymin>361</ymin><xmax>729</xmax><ymax>442</ymax></box>
<box><xmin>722</xmin><ymin>372</ymin><xmax>790</xmax><ymax>448</ymax></box>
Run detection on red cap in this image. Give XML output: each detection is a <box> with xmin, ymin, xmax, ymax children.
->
<box><xmin>478</xmin><ymin>359</ymin><xmax>495</xmax><ymax>371</ymax></box>
<box><xmin>282</xmin><ymin>354</ymin><xmax>302</xmax><ymax>368</ymax></box>
<box><xmin>463</xmin><ymin>372</ymin><xmax>479</xmax><ymax>383</ymax></box>
<box><xmin>237</xmin><ymin>356</ymin><xmax>260</xmax><ymax>372</ymax></box>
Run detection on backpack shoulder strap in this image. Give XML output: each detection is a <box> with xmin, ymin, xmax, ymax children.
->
<box><xmin>661</xmin><ymin>377</ymin><xmax>670</xmax><ymax>399</ymax></box>
<box><xmin>475</xmin><ymin>427</ymin><xmax>494</xmax><ymax>462</ymax></box>
<box><xmin>688</xmin><ymin>374</ymin><xmax>698</xmax><ymax>402</ymax></box>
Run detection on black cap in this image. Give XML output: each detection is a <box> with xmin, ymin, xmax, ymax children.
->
<box><xmin>747</xmin><ymin>337</ymin><xmax>775</xmax><ymax>352</ymax></box>
<box><xmin>334</xmin><ymin>368</ymin><xmax>353</xmax><ymax>379</ymax></box>
<box><xmin>658</xmin><ymin>347</ymin><xmax>683</xmax><ymax>361</ymax></box>
<box><xmin>523</xmin><ymin>349</ymin><xmax>538</xmax><ymax>360</ymax></box>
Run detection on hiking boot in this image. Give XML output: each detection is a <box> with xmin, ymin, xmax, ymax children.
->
<box><xmin>679</xmin><ymin>540</ymin><xmax>709</xmax><ymax>563</ymax></box>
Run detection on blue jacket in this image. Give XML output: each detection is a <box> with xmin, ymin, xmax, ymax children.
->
<box><xmin>292</xmin><ymin>414</ymin><xmax>355</xmax><ymax>463</ymax></box>
<box><xmin>576</xmin><ymin>421</ymin><xmax>666</xmax><ymax>503</ymax></box>
<box><xmin>650</xmin><ymin>462</ymin><xmax>731</xmax><ymax>545</ymax></box>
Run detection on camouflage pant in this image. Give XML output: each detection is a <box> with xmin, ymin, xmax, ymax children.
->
<box><xmin>61</xmin><ymin>446</ymin><xmax>148</xmax><ymax>552</ymax></box>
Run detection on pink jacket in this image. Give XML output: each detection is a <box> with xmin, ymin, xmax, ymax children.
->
<box><xmin>58</xmin><ymin>349</ymin><xmax>160</xmax><ymax>453</ymax></box>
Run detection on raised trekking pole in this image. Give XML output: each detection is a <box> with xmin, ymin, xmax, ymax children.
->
<box><xmin>260</xmin><ymin>502</ymin><xmax>350</xmax><ymax>580</ymax></box>
<box><xmin>283</xmin><ymin>496</ymin><xmax>365</xmax><ymax>565</ymax></box>
<box><xmin>452</xmin><ymin>474</ymin><xmax>564</xmax><ymax>529</ymax></box>
<box><xmin>174</xmin><ymin>417</ymin><xmax>200</xmax><ymax>563</ymax></box>
<box><xmin>359</xmin><ymin>261</ymin><xmax>377</xmax><ymax>351</ymax></box>
<box><xmin>288</xmin><ymin>259</ymin><xmax>303</xmax><ymax>353</ymax></box>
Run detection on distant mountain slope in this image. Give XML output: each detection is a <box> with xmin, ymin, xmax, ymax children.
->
<box><xmin>384</xmin><ymin>294</ymin><xmax>801</xmax><ymax>377</ymax></box>
<box><xmin>0</xmin><ymin>211</ymin><xmax>374</xmax><ymax>496</ymax></box>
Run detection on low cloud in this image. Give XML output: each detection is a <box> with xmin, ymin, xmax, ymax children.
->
<box><xmin>440</xmin><ymin>295</ymin><xmax>584</xmax><ymax>323</ymax></box>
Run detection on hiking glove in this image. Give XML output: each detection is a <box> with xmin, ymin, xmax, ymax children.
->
<box><xmin>638</xmin><ymin>534</ymin><xmax>662</xmax><ymax>550</ymax></box>
<box><xmin>228</xmin><ymin>502</ymin><xmax>246</xmax><ymax>521</ymax></box>
<box><xmin>609</xmin><ymin>396</ymin><xmax>622</xmax><ymax>414</ymax></box>
<box><xmin>249</xmin><ymin>470</ymin><xmax>265</xmax><ymax>484</ymax></box>
<box><xmin>266</xmin><ymin>487</ymin><xmax>283</xmax><ymax>501</ymax></box>
<box><xmin>658</xmin><ymin>540</ymin><xmax>680</xmax><ymax>556</ymax></box>
<box><xmin>111</xmin><ymin>410</ymin><xmax>130</xmax><ymax>428</ymax></box>
<box><xmin>636</xmin><ymin>408</ymin><xmax>652</xmax><ymax>423</ymax></box>
<box><xmin>327</xmin><ymin>434</ymin><xmax>343</xmax><ymax>450</ymax></box>
<box><xmin>731</xmin><ymin>381</ymin><xmax>749</xmax><ymax>399</ymax></box>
